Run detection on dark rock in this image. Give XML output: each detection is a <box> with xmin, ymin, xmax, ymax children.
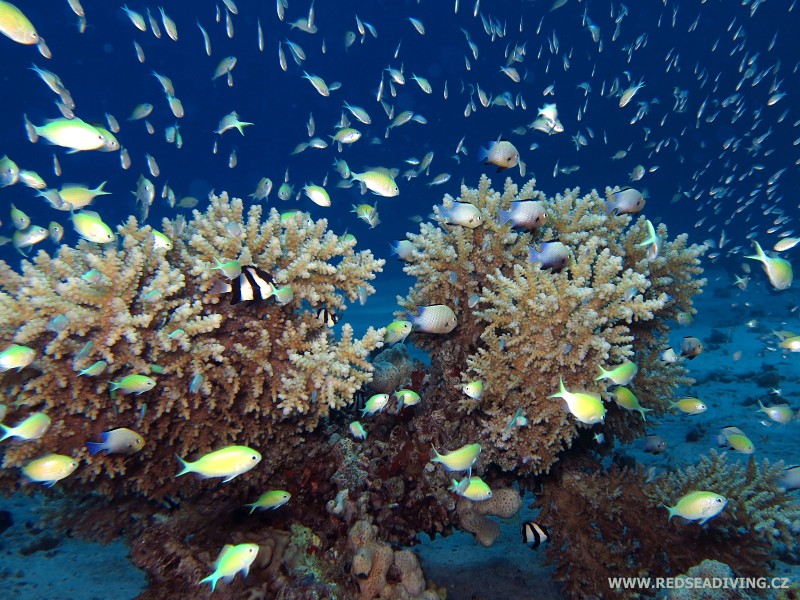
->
<box><xmin>19</xmin><ymin>534</ymin><xmax>61</xmax><ymax>556</ymax></box>
<box><xmin>0</xmin><ymin>510</ymin><xmax>12</xmax><ymax>536</ymax></box>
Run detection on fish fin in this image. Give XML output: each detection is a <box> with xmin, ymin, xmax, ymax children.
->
<box><xmin>477</xmin><ymin>146</ymin><xmax>488</xmax><ymax>162</ymax></box>
<box><xmin>430</xmin><ymin>443</ymin><xmax>441</xmax><ymax>461</ymax></box>
<box><xmin>495</xmin><ymin>165</ymin><xmax>508</xmax><ymax>172</ymax></box>
<box><xmin>198</xmin><ymin>573</ymin><xmax>219</xmax><ymax>591</ymax></box>
<box><xmin>86</xmin><ymin>441</ymin><xmax>106</xmax><ymax>455</ymax></box>
<box><xmin>176</xmin><ymin>454</ymin><xmax>191</xmax><ymax>476</ymax></box>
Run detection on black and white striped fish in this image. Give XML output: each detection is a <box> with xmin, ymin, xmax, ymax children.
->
<box><xmin>521</xmin><ymin>521</ymin><xmax>549</xmax><ymax>549</ymax></box>
<box><xmin>210</xmin><ymin>265</ymin><xmax>275</xmax><ymax>305</ymax></box>
<box><xmin>316</xmin><ymin>307</ymin><xmax>338</xmax><ymax>327</ymax></box>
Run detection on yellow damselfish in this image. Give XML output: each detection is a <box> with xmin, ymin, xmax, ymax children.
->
<box><xmin>21</xmin><ymin>453</ymin><xmax>78</xmax><ymax>487</ymax></box>
<box><xmin>199</xmin><ymin>543</ymin><xmax>259</xmax><ymax>592</ymax></box>
<box><xmin>177</xmin><ymin>445</ymin><xmax>261</xmax><ymax>482</ymax></box>
<box><xmin>431</xmin><ymin>443</ymin><xmax>481</xmax><ymax>472</ymax></box>
<box><xmin>549</xmin><ymin>377</ymin><xmax>606</xmax><ymax>425</ymax></box>
<box><xmin>0</xmin><ymin>1</ymin><xmax>38</xmax><ymax>45</ymax></box>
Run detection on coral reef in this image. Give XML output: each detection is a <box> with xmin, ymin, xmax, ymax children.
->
<box><xmin>396</xmin><ymin>175</ymin><xmax>706</xmax><ymax>476</ymax></box>
<box><xmin>536</xmin><ymin>452</ymin><xmax>800</xmax><ymax>599</ymax></box>
<box><xmin>368</xmin><ymin>344</ymin><xmax>414</xmax><ymax>394</ymax></box>
<box><xmin>0</xmin><ymin>175</ymin><xmax>711</xmax><ymax>596</ymax></box>
<box><xmin>0</xmin><ymin>192</ymin><xmax>384</xmax><ymax>500</ymax></box>
<box><xmin>665</xmin><ymin>560</ymin><xmax>753</xmax><ymax>600</ymax></box>
<box><xmin>346</xmin><ymin>519</ymin><xmax>438</xmax><ymax>600</ymax></box>
<box><xmin>455</xmin><ymin>487</ymin><xmax>522</xmax><ymax>547</ymax></box>
<box><xmin>645</xmin><ymin>450</ymin><xmax>800</xmax><ymax>553</ymax></box>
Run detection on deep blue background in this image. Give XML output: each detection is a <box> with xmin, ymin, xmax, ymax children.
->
<box><xmin>1</xmin><ymin>0</ymin><xmax>798</xmax><ymax>283</ymax></box>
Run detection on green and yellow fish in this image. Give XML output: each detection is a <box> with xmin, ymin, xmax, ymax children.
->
<box><xmin>716</xmin><ymin>426</ymin><xmax>754</xmax><ymax>454</ymax></box>
<box><xmin>71</xmin><ymin>210</ymin><xmax>115</xmax><ymax>244</ymax></box>
<box><xmin>431</xmin><ymin>443</ymin><xmax>481</xmax><ymax>472</ymax></box>
<box><xmin>664</xmin><ymin>491</ymin><xmax>727</xmax><ymax>525</ymax></box>
<box><xmin>360</xmin><ymin>393</ymin><xmax>389</xmax><ymax>416</ymax></box>
<box><xmin>109</xmin><ymin>374</ymin><xmax>156</xmax><ymax>395</ymax></box>
<box><xmin>612</xmin><ymin>386</ymin><xmax>653</xmax><ymax>421</ymax></box>
<box><xmin>394</xmin><ymin>389</ymin><xmax>420</xmax><ymax>409</ymax></box>
<box><xmin>32</xmin><ymin>118</ymin><xmax>106</xmax><ymax>151</ymax></box>
<box><xmin>199</xmin><ymin>543</ymin><xmax>259</xmax><ymax>592</ymax></box>
<box><xmin>0</xmin><ymin>343</ymin><xmax>36</xmax><ymax>371</ymax></box>
<box><xmin>0</xmin><ymin>0</ymin><xmax>38</xmax><ymax>45</ymax></box>
<box><xmin>595</xmin><ymin>361</ymin><xmax>638</xmax><ymax>386</ymax></box>
<box><xmin>449</xmin><ymin>476</ymin><xmax>493</xmax><ymax>501</ymax></box>
<box><xmin>0</xmin><ymin>412</ymin><xmax>50</xmax><ymax>441</ymax></box>
<box><xmin>745</xmin><ymin>241</ymin><xmax>793</xmax><ymax>290</ymax></box>
<box><xmin>21</xmin><ymin>453</ymin><xmax>78</xmax><ymax>487</ymax></box>
<box><xmin>177</xmin><ymin>445</ymin><xmax>261</xmax><ymax>482</ymax></box>
<box><xmin>351</xmin><ymin>169</ymin><xmax>399</xmax><ymax>197</ymax></box>
<box><xmin>384</xmin><ymin>320</ymin><xmax>412</xmax><ymax>345</ymax></box>
<box><xmin>549</xmin><ymin>378</ymin><xmax>606</xmax><ymax>425</ymax></box>
<box><xmin>669</xmin><ymin>397</ymin><xmax>706</xmax><ymax>415</ymax></box>
<box><xmin>244</xmin><ymin>490</ymin><xmax>291</xmax><ymax>513</ymax></box>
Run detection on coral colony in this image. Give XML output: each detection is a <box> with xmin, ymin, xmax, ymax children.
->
<box><xmin>1</xmin><ymin>179</ymin><xmax>797</xmax><ymax>598</ymax></box>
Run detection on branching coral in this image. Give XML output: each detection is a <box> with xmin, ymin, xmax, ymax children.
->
<box><xmin>536</xmin><ymin>452</ymin><xmax>800</xmax><ymax>599</ymax></box>
<box><xmin>396</xmin><ymin>175</ymin><xmax>706</xmax><ymax>476</ymax></box>
<box><xmin>645</xmin><ymin>450</ymin><xmax>800</xmax><ymax>552</ymax></box>
<box><xmin>0</xmin><ymin>175</ymin><xmax>710</xmax><ymax>597</ymax></box>
<box><xmin>0</xmin><ymin>192</ymin><xmax>385</xmax><ymax>500</ymax></box>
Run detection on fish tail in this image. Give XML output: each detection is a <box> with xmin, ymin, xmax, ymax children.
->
<box><xmin>478</xmin><ymin>146</ymin><xmax>488</xmax><ymax>162</ymax></box>
<box><xmin>176</xmin><ymin>454</ymin><xmax>191</xmax><ymax>477</ymax></box>
<box><xmin>431</xmin><ymin>443</ymin><xmax>441</xmax><ymax>462</ymax></box>
<box><xmin>594</xmin><ymin>365</ymin><xmax>607</xmax><ymax>380</ymax></box>
<box><xmin>199</xmin><ymin>572</ymin><xmax>219</xmax><ymax>591</ymax></box>
<box><xmin>86</xmin><ymin>441</ymin><xmax>105</xmax><ymax>455</ymax></box>
<box><xmin>745</xmin><ymin>241</ymin><xmax>765</xmax><ymax>262</ymax></box>
<box><xmin>0</xmin><ymin>424</ymin><xmax>11</xmax><ymax>442</ymax></box>
<box><xmin>28</xmin><ymin>118</ymin><xmax>40</xmax><ymax>143</ymax></box>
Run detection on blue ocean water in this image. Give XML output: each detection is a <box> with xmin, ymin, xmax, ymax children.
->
<box><xmin>1</xmin><ymin>0</ymin><xmax>799</xmax><ymax>598</ymax></box>
<box><xmin>0</xmin><ymin>1</ymin><xmax>796</xmax><ymax>271</ymax></box>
